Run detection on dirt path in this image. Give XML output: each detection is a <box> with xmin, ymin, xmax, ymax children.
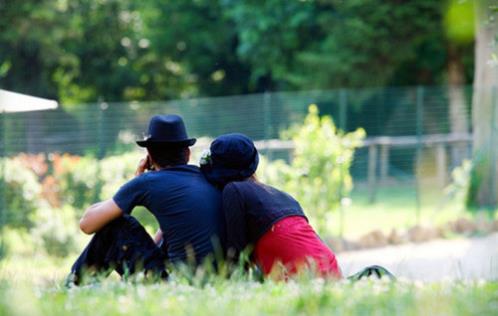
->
<box><xmin>337</xmin><ymin>232</ymin><xmax>498</xmax><ymax>281</ymax></box>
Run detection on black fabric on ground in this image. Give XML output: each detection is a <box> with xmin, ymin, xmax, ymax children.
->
<box><xmin>69</xmin><ymin>215</ymin><xmax>167</xmax><ymax>285</ymax></box>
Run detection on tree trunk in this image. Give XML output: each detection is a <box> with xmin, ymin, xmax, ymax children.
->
<box><xmin>467</xmin><ymin>0</ymin><xmax>498</xmax><ymax>210</ymax></box>
<box><xmin>447</xmin><ymin>45</ymin><xmax>469</xmax><ymax>169</ymax></box>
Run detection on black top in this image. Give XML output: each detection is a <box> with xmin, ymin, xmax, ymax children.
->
<box><xmin>113</xmin><ymin>165</ymin><xmax>225</xmax><ymax>264</ymax></box>
<box><xmin>222</xmin><ymin>180</ymin><xmax>306</xmax><ymax>259</ymax></box>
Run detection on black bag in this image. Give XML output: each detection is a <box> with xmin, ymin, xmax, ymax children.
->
<box><xmin>347</xmin><ymin>265</ymin><xmax>396</xmax><ymax>281</ymax></box>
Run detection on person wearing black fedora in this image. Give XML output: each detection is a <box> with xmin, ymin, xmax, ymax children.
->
<box><xmin>67</xmin><ymin>114</ymin><xmax>225</xmax><ymax>285</ymax></box>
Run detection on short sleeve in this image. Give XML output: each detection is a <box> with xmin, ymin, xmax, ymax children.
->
<box><xmin>113</xmin><ymin>176</ymin><xmax>146</xmax><ymax>214</ymax></box>
<box><xmin>222</xmin><ymin>183</ymin><xmax>247</xmax><ymax>261</ymax></box>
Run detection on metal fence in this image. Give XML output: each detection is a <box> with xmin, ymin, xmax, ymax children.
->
<box><xmin>0</xmin><ymin>85</ymin><xmax>477</xmax><ymax>173</ymax></box>
<box><xmin>0</xmin><ymin>85</ymin><xmax>497</xmax><ymax>233</ymax></box>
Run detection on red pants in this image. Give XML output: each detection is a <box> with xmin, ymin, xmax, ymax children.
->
<box><xmin>254</xmin><ymin>216</ymin><xmax>342</xmax><ymax>279</ymax></box>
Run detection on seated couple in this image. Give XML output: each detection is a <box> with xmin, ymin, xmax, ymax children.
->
<box><xmin>68</xmin><ymin>114</ymin><xmax>386</xmax><ymax>285</ymax></box>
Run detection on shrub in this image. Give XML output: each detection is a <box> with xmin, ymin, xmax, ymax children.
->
<box><xmin>54</xmin><ymin>152</ymin><xmax>144</xmax><ymax>205</ymax></box>
<box><xmin>0</xmin><ymin>227</ymin><xmax>38</xmax><ymax>257</ymax></box>
<box><xmin>258</xmin><ymin>105</ymin><xmax>365</xmax><ymax>233</ymax></box>
<box><xmin>1</xmin><ymin>158</ymin><xmax>43</xmax><ymax>229</ymax></box>
<box><xmin>53</xmin><ymin>154</ymin><xmax>99</xmax><ymax>210</ymax></box>
<box><xmin>99</xmin><ymin>152</ymin><xmax>142</xmax><ymax>199</ymax></box>
<box><xmin>30</xmin><ymin>206</ymin><xmax>79</xmax><ymax>257</ymax></box>
<box><xmin>445</xmin><ymin>160</ymin><xmax>472</xmax><ymax>209</ymax></box>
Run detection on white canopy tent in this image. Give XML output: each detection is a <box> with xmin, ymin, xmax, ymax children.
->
<box><xmin>0</xmin><ymin>89</ymin><xmax>58</xmax><ymax>113</ymax></box>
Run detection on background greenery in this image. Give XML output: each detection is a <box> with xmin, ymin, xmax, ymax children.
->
<box><xmin>1</xmin><ymin>2</ymin><xmax>497</xmax><ymax>314</ymax></box>
<box><xmin>0</xmin><ymin>0</ymin><xmax>475</xmax><ymax>104</ymax></box>
<box><xmin>1</xmin><ymin>0</ymin><xmax>494</xmax><ymax>249</ymax></box>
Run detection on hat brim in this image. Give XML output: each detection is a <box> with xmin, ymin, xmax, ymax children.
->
<box><xmin>136</xmin><ymin>138</ymin><xmax>197</xmax><ymax>148</ymax></box>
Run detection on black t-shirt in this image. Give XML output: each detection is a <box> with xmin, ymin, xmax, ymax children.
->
<box><xmin>222</xmin><ymin>180</ymin><xmax>306</xmax><ymax>259</ymax></box>
<box><xmin>113</xmin><ymin>165</ymin><xmax>225</xmax><ymax>264</ymax></box>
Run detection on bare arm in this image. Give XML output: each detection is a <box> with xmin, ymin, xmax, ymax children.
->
<box><xmin>79</xmin><ymin>199</ymin><xmax>123</xmax><ymax>234</ymax></box>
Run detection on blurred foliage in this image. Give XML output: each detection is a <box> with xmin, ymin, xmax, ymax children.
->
<box><xmin>259</xmin><ymin>105</ymin><xmax>365</xmax><ymax>233</ymax></box>
<box><xmin>445</xmin><ymin>159</ymin><xmax>472</xmax><ymax>211</ymax></box>
<box><xmin>0</xmin><ymin>158</ymin><xmax>43</xmax><ymax>229</ymax></box>
<box><xmin>0</xmin><ymin>0</ymin><xmax>475</xmax><ymax>103</ymax></box>
<box><xmin>140</xmin><ymin>0</ymin><xmax>252</xmax><ymax>97</ymax></box>
<box><xmin>0</xmin><ymin>151</ymin><xmax>157</xmax><ymax>256</ymax></box>
<box><xmin>53</xmin><ymin>154</ymin><xmax>100</xmax><ymax>209</ymax></box>
<box><xmin>99</xmin><ymin>152</ymin><xmax>141</xmax><ymax>198</ymax></box>
<box><xmin>30</xmin><ymin>205</ymin><xmax>79</xmax><ymax>257</ymax></box>
<box><xmin>1</xmin><ymin>228</ymin><xmax>37</xmax><ymax>257</ymax></box>
<box><xmin>229</xmin><ymin>0</ymin><xmax>466</xmax><ymax>89</ymax></box>
<box><xmin>0</xmin><ymin>0</ymin><xmax>142</xmax><ymax>104</ymax></box>
<box><xmin>444</xmin><ymin>0</ymin><xmax>475</xmax><ymax>44</ymax></box>
<box><xmin>49</xmin><ymin>152</ymin><xmax>142</xmax><ymax>209</ymax></box>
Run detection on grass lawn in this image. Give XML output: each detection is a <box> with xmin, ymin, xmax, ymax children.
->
<box><xmin>1</xmin><ymin>183</ymin><xmax>496</xmax><ymax>316</ymax></box>
<box><xmin>0</xmin><ymin>256</ymin><xmax>497</xmax><ymax>316</ymax></box>
<box><xmin>326</xmin><ymin>183</ymin><xmax>474</xmax><ymax>238</ymax></box>
<box><xmin>0</xmin><ymin>259</ymin><xmax>497</xmax><ymax>316</ymax></box>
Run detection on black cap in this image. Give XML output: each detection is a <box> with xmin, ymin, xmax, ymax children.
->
<box><xmin>200</xmin><ymin>133</ymin><xmax>259</xmax><ymax>186</ymax></box>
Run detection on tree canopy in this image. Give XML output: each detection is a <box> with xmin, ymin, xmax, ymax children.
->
<box><xmin>0</xmin><ymin>0</ymin><xmax>475</xmax><ymax>104</ymax></box>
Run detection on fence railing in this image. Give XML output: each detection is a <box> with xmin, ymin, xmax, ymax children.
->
<box><xmin>1</xmin><ymin>85</ymin><xmax>498</xmax><ymax>234</ymax></box>
<box><xmin>253</xmin><ymin>132</ymin><xmax>473</xmax><ymax>201</ymax></box>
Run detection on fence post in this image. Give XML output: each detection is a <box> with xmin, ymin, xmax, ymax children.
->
<box><xmin>93</xmin><ymin>102</ymin><xmax>107</xmax><ymax>203</ymax></box>
<box><xmin>415</xmin><ymin>86</ymin><xmax>424</xmax><ymax>224</ymax></box>
<box><xmin>338</xmin><ymin>89</ymin><xmax>348</xmax><ymax>236</ymax></box>
<box><xmin>0</xmin><ymin>111</ymin><xmax>6</xmax><ymax>258</ymax></box>
<box><xmin>98</xmin><ymin>102</ymin><xmax>107</xmax><ymax>159</ymax></box>
<box><xmin>263</xmin><ymin>92</ymin><xmax>272</xmax><ymax>160</ymax></box>
<box><xmin>339</xmin><ymin>89</ymin><xmax>347</xmax><ymax>131</ymax></box>
<box><xmin>489</xmin><ymin>86</ymin><xmax>497</xmax><ymax>209</ymax></box>
<box><xmin>380</xmin><ymin>144</ymin><xmax>389</xmax><ymax>183</ymax></box>
<box><xmin>435</xmin><ymin>144</ymin><xmax>447</xmax><ymax>188</ymax></box>
<box><xmin>368</xmin><ymin>144</ymin><xmax>378</xmax><ymax>203</ymax></box>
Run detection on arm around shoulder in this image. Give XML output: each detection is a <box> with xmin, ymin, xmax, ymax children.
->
<box><xmin>79</xmin><ymin>199</ymin><xmax>123</xmax><ymax>234</ymax></box>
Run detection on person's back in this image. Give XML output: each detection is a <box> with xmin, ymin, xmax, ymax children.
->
<box><xmin>114</xmin><ymin>164</ymin><xmax>224</xmax><ymax>263</ymax></box>
<box><xmin>222</xmin><ymin>179</ymin><xmax>304</xmax><ymax>245</ymax></box>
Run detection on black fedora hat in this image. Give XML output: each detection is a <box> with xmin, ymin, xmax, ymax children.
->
<box><xmin>200</xmin><ymin>133</ymin><xmax>259</xmax><ymax>186</ymax></box>
<box><xmin>136</xmin><ymin>114</ymin><xmax>196</xmax><ymax>147</ymax></box>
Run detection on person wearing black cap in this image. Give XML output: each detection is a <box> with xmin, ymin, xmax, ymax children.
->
<box><xmin>200</xmin><ymin>133</ymin><xmax>342</xmax><ymax>279</ymax></box>
<box><xmin>67</xmin><ymin>114</ymin><xmax>225</xmax><ymax>285</ymax></box>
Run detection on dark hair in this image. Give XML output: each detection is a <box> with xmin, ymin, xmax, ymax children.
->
<box><xmin>147</xmin><ymin>144</ymin><xmax>189</xmax><ymax>168</ymax></box>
